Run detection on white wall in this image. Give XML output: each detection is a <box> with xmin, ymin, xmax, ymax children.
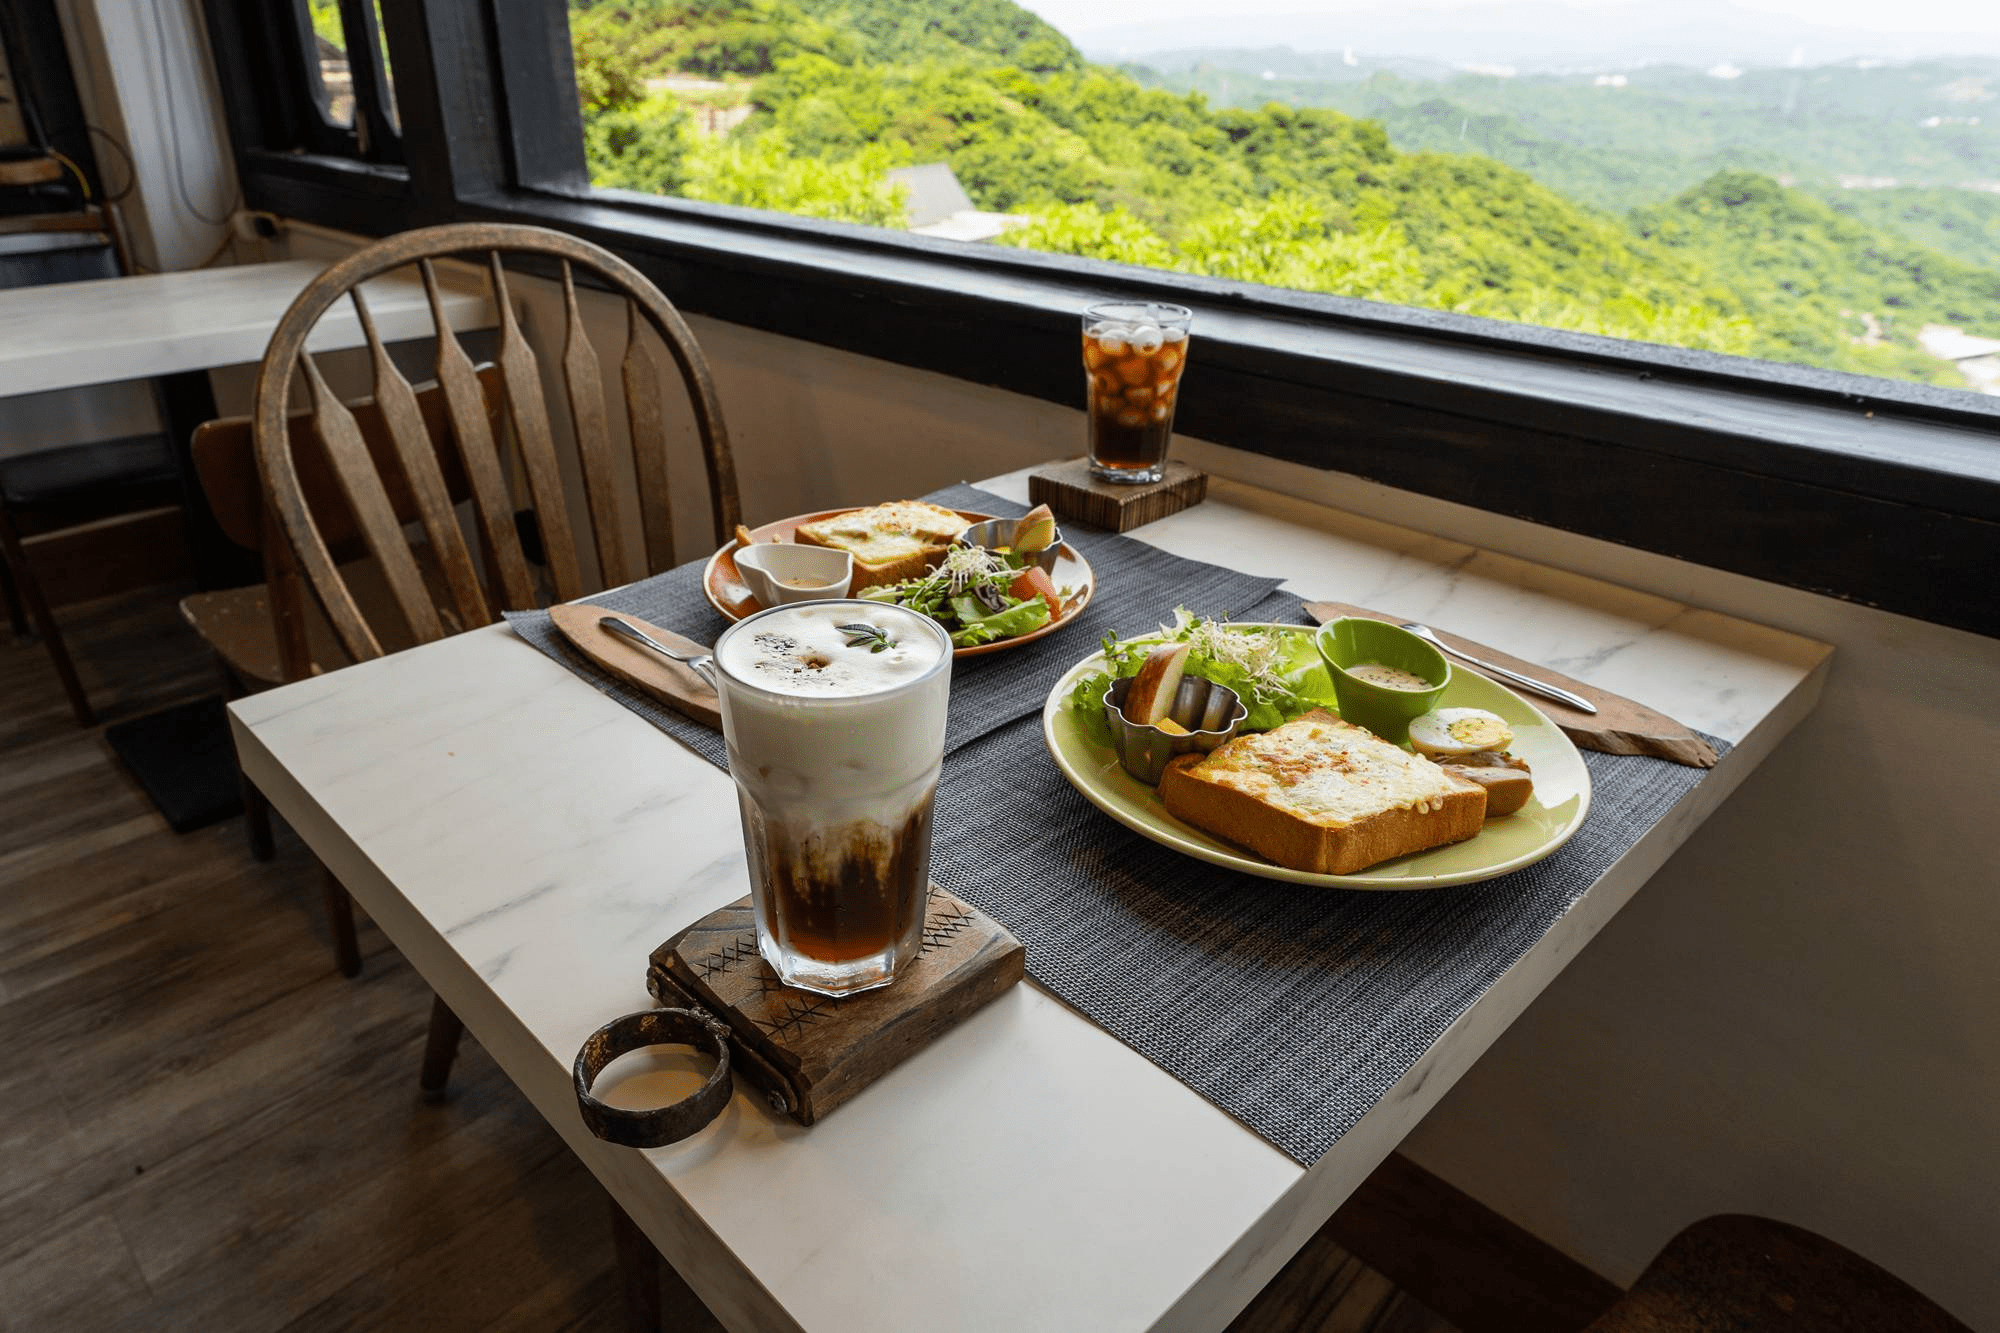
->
<box><xmin>535</xmin><ymin>316</ymin><xmax>2000</xmax><ymax>1326</ymax></box>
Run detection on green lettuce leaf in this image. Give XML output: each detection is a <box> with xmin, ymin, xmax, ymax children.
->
<box><xmin>1065</xmin><ymin>609</ymin><xmax>1338</xmax><ymax>739</ymax></box>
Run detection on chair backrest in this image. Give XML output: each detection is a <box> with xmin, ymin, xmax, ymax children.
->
<box><xmin>194</xmin><ymin>368</ymin><xmax>507</xmax><ymax>684</ymax></box>
<box><xmin>195</xmin><ymin>366</ymin><xmax>500</xmax><ymax>558</ymax></box>
<box><xmin>251</xmin><ymin>222</ymin><xmax>741</xmax><ymax>663</ymax></box>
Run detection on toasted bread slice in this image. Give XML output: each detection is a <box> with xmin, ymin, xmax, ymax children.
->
<box><xmin>793</xmin><ymin>500</ymin><xmax>967</xmax><ymax>590</ymax></box>
<box><xmin>1158</xmin><ymin>709</ymin><xmax>1487</xmax><ymax>874</ymax></box>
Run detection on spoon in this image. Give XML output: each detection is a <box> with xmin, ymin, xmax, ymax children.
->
<box><xmin>1398</xmin><ymin>622</ymin><xmax>1598</xmax><ymax>715</ymax></box>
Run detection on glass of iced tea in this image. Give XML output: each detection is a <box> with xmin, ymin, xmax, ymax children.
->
<box><xmin>711</xmin><ymin>600</ymin><xmax>951</xmax><ymax>997</ymax></box>
<box><xmin>1082</xmin><ymin>300</ymin><xmax>1193</xmax><ymax>484</ymax></box>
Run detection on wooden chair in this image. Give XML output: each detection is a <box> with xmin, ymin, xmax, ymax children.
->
<box><xmin>1584</xmin><ymin>1214</ymin><xmax>1971</xmax><ymax>1331</ymax></box>
<box><xmin>251</xmin><ymin>221</ymin><xmax>738</xmax><ymax>662</ymax></box>
<box><xmin>243</xmin><ymin>222</ymin><xmax>740</xmax><ymax>1094</ymax></box>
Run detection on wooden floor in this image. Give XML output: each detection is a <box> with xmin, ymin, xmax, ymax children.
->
<box><xmin>0</xmin><ymin>584</ymin><xmax>1457</xmax><ymax>1333</ymax></box>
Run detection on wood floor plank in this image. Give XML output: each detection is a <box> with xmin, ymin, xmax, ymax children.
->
<box><xmin>0</xmin><ymin>1202</ymin><xmax>156</xmax><ymax>1332</ymax></box>
<box><xmin>274</xmin><ymin>1149</ymin><xmax>621</xmax><ymax>1332</ymax></box>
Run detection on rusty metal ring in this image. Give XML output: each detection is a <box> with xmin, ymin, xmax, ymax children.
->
<box><xmin>573</xmin><ymin>1008</ymin><xmax>734</xmax><ymax>1148</ymax></box>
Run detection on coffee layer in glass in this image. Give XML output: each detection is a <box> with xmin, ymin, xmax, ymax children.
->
<box><xmin>712</xmin><ymin>601</ymin><xmax>951</xmax><ymax>996</ymax></box>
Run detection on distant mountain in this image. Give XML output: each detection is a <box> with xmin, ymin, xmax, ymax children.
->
<box><xmin>1073</xmin><ymin>0</ymin><xmax>2000</xmax><ymax>73</ymax></box>
<box><xmin>1125</xmin><ymin>56</ymin><xmax>2000</xmax><ymax>212</ymax></box>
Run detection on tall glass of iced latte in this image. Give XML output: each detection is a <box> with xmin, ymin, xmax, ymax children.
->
<box><xmin>1082</xmin><ymin>300</ymin><xmax>1194</xmax><ymax>484</ymax></box>
<box><xmin>711</xmin><ymin>600</ymin><xmax>951</xmax><ymax>996</ymax></box>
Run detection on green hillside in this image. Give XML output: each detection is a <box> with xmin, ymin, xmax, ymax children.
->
<box><xmin>1815</xmin><ymin>185</ymin><xmax>2000</xmax><ymax>271</ymax></box>
<box><xmin>571</xmin><ymin>0</ymin><xmax>1997</xmax><ymax>389</ymax></box>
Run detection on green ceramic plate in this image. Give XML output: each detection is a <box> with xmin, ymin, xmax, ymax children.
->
<box><xmin>1040</xmin><ymin>625</ymin><xmax>1593</xmax><ymax>889</ymax></box>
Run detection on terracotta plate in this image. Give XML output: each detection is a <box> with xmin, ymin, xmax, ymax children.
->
<box><xmin>701</xmin><ymin>508</ymin><xmax>1097</xmax><ymax>659</ymax></box>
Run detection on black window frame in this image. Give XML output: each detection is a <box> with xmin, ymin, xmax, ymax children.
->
<box><xmin>198</xmin><ymin>0</ymin><xmax>2000</xmax><ymax>639</ymax></box>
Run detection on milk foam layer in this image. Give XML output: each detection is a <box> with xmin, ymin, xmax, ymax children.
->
<box><xmin>715</xmin><ymin>603</ymin><xmax>945</xmax><ymax>698</ymax></box>
<box><xmin>714</xmin><ymin>601</ymin><xmax>950</xmax><ymax>814</ymax></box>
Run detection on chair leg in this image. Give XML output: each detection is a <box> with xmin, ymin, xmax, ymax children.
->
<box><xmin>0</xmin><ymin>510</ymin><xmax>94</xmax><ymax>726</ymax></box>
<box><xmin>419</xmin><ymin>994</ymin><xmax>464</xmax><ymax>1102</ymax></box>
<box><xmin>0</xmin><ymin>538</ymin><xmax>26</xmax><ymax>639</ymax></box>
<box><xmin>320</xmin><ymin>866</ymin><xmax>362</xmax><ymax>977</ymax></box>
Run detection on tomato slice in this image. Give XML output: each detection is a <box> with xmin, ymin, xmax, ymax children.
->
<box><xmin>1008</xmin><ymin>565</ymin><xmax>1062</xmax><ymax>619</ymax></box>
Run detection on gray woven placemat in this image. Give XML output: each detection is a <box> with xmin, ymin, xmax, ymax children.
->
<box><xmin>504</xmin><ymin>483</ymin><xmax>1283</xmax><ymax>765</ymax></box>
<box><xmin>931</xmin><ymin>589</ymin><xmax>1728</xmax><ymax>1164</ymax></box>
<box><xmin>509</xmin><ymin>507</ymin><xmax>1727</xmax><ymax>1166</ymax></box>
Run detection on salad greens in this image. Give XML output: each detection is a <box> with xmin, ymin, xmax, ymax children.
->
<box><xmin>1067</xmin><ymin>608</ymin><xmax>1339</xmax><ymax>746</ymax></box>
<box><xmin>858</xmin><ymin>544</ymin><xmax>1063</xmax><ymax>648</ymax></box>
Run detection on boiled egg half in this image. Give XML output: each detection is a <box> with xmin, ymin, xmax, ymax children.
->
<box><xmin>1408</xmin><ymin>707</ymin><xmax>1513</xmax><ymax>758</ymax></box>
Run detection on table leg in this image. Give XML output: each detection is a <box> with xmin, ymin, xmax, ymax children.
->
<box><xmin>152</xmin><ymin>369</ymin><xmax>260</xmax><ymax>591</ymax></box>
<box><xmin>607</xmin><ymin>1195</ymin><xmax>728</xmax><ymax>1333</ymax></box>
<box><xmin>609</xmin><ymin>1196</ymin><xmax>663</xmax><ymax>1333</ymax></box>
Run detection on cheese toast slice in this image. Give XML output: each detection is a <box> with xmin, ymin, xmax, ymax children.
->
<box><xmin>1158</xmin><ymin>709</ymin><xmax>1487</xmax><ymax>874</ymax></box>
<box><xmin>793</xmin><ymin>500</ymin><xmax>967</xmax><ymax>590</ymax></box>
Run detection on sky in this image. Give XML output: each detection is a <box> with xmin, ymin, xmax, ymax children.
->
<box><xmin>1015</xmin><ymin>0</ymin><xmax>2000</xmax><ymax>39</ymax></box>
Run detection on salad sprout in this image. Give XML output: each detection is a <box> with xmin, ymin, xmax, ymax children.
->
<box><xmin>1067</xmin><ymin>608</ymin><xmax>1340</xmax><ymax>744</ymax></box>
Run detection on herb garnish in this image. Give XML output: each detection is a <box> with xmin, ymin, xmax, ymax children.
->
<box><xmin>838</xmin><ymin>623</ymin><xmax>895</xmax><ymax>653</ymax></box>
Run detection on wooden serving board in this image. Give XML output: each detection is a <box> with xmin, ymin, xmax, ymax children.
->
<box><xmin>648</xmin><ymin>889</ymin><xmax>1024</xmax><ymax>1125</ymax></box>
<box><xmin>1302</xmin><ymin>601</ymin><xmax>1718</xmax><ymax>768</ymax></box>
<box><xmin>548</xmin><ymin>603</ymin><xmax>721</xmax><ymax>730</ymax></box>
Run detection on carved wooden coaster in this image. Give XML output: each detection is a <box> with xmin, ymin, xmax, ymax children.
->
<box><xmin>648</xmin><ymin>888</ymin><xmax>1024</xmax><ymax>1125</ymax></box>
<box><xmin>1028</xmin><ymin>457</ymin><xmax>1208</xmax><ymax>533</ymax></box>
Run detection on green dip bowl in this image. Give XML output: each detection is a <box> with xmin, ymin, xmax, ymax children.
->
<box><xmin>1314</xmin><ymin>618</ymin><xmax>1451</xmax><ymax>744</ymax></box>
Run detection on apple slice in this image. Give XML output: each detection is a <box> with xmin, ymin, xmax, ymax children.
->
<box><xmin>1124</xmin><ymin>641</ymin><xmax>1192</xmax><ymax>725</ymax></box>
<box><xmin>1011</xmin><ymin>503</ymin><xmax>1058</xmax><ymax>556</ymax></box>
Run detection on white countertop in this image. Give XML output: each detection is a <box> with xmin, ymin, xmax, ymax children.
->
<box><xmin>0</xmin><ymin>258</ymin><xmax>493</xmax><ymax>395</ymax></box>
<box><xmin>230</xmin><ymin>469</ymin><xmax>1830</xmax><ymax>1333</ymax></box>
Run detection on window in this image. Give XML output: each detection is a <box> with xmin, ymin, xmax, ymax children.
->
<box><xmin>567</xmin><ymin>0</ymin><xmax>2000</xmax><ymax>400</ymax></box>
<box><xmin>197</xmin><ymin>0</ymin><xmax>2000</xmax><ymax>640</ymax></box>
<box><xmin>252</xmin><ymin>0</ymin><xmax>402</xmax><ymax>162</ymax></box>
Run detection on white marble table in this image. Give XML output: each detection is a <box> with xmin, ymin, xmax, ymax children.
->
<box><xmin>0</xmin><ymin>258</ymin><xmax>491</xmax><ymax>397</ymax></box>
<box><xmin>230</xmin><ymin>469</ymin><xmax>1831</xmax><ymax>1333</ymax></box>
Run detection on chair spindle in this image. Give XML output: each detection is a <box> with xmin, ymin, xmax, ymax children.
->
<box><xmin>560</xmin><ymin>261</ymin><xmax>635</xmax><ymax>589</ymax></box>
<box><xmin>488</xmin><ymin>252</ymin><xmax>585</xmax><ymax>602</ymax></box>
<box><xmin>422</xmin><ymin>259</ymin><xmax>538</xmax><ymax>611</ymax></box>
<box><xmin>350</xmin><ymin>287</ymin><xmax>492</xmax><ymax>630</ymax></box>
<box><xmin>297</xmin><ymin>351</ymin><xmax>446</xmax><ymax>654</ymax></box>
<box><xmin>622</xmin><ymin>301</ymin><xmax>678</xmax><ymax>572</ymax></box>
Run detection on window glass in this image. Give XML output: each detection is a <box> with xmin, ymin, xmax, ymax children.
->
<box><xmin>0</xmin><ymin>42</ymin><xmax>28</xmax><ymax>150</ymax></box>
<box><xmin>371</xmin><ymin>0</ymin><xmax>399</xmax><ymax>133</ymax></box>
<box><xmin>568</xmin><ymin>0</ymin><xmax>2000</xmax><ymax>396</ymax></box>
<box><xmin>305</xmin><ymin>0</ymin><xmax>355</xmax><ymax>127</ymax></box>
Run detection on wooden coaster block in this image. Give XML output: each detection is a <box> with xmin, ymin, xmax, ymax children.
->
<box><xmin>1028</xmin><ymin>457</ymin><xmax>1208</xmax><ymax>533</ymax></box>
<box><xmin>647</xmin><ymin>888</ymin><xmax>1023</xmax><ymax>1125</ymax></box>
